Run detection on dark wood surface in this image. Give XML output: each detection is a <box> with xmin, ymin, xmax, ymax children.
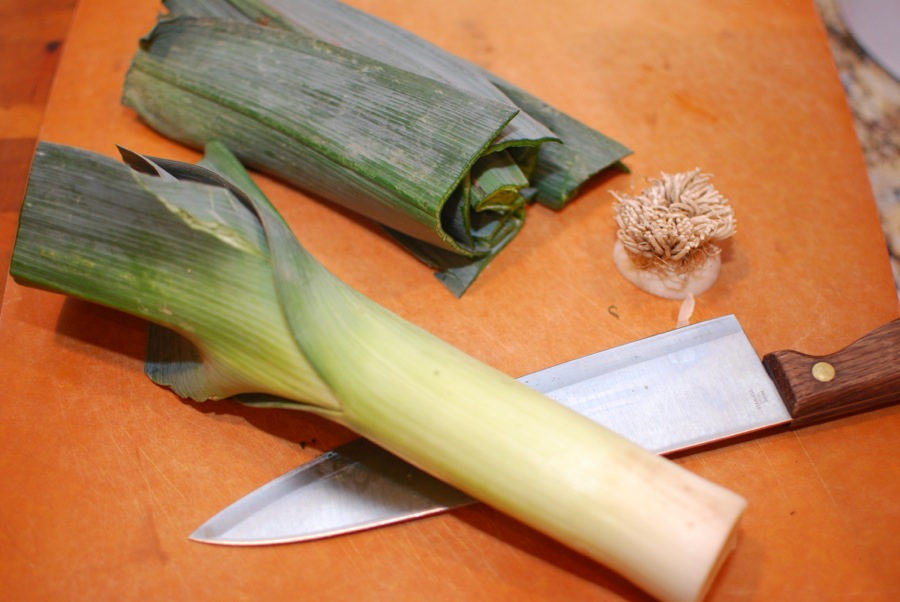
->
<box><xmin>0</xmin><ymin>1</ymin><xmax>77</xmax><ymax>302</ymax></box>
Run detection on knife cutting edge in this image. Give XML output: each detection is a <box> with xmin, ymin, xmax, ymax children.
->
<box><xmin>190</xmin><ymin>314</ymin><xmax>900</xmax><ymax>546</ymax></box>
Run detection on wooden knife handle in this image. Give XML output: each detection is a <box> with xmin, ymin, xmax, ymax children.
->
<box><xmin>762</xmin><ymin>319</ymin><xmax>900</xmax><ymax>426</ymax></box>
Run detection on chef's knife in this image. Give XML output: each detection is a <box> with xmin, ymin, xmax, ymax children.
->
<box><xmin>191</xmin><ymin>314</ymin><xmax>899</xmax><ymax>546</ymax></box>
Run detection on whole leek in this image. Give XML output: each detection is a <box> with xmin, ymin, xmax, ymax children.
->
<box><xmin>11</xmin><ymin>141</ymin><xmax>744</xmax><ymax>602</ymax></box>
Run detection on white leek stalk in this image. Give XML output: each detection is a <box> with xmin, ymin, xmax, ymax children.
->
<box><xmin>11</xmin><ymin>142</ymin><xmax>745</xmax><ymax>602</ymax></box>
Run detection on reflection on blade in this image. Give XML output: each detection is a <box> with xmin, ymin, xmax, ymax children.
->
<box><xmin>190</xmin><ymin>439</ymin><xmax>475</xmax><ymax>545</ymax></box>
<box><xmin>522</xmin><ymin>314</ymin><xmax>792</xmax><ymax>454</ymax></box>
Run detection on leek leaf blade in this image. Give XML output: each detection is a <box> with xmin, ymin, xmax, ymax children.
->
<box><xmin>161</xmin><ymin>0</ymin><xmax>633</xmax><ymax>208</ymax></box>
<box><xmin>126</xmin><ymin>1</ymin><xmax>632</xmax><ymax>294</ymax></box>
<box><xmin>13</xmin><ymin>142</ymin><xmax>338</xmax><ymax>407</ymax></box>
<box><xmin>490</xmin><ymin>78</ymin><xmax>632</xmax><ymax>208</ymax></box>
<box><xmin>125</xmin><ymin>17</ymin><xmax>518</xmax><ymax>256</ymax></box>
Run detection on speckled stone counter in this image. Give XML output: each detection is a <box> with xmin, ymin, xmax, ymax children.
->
<box><xmin>817</xmin><ymin>0</ymin><xmax>900</xmax><ymax>300</ymax></box>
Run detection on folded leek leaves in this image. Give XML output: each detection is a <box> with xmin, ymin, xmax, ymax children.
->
<box><xmin>122</xmin><ymin>0</ymin><xmax>630</xmax><ymax>295</ymax></box>
<box><xmin>11</xmin><ymin>142</ymin><xmax>743</xmax><ymax>602</ymax></box>
<box><xmin>164</xmin><ymin>0</ymin><xmax>560</xmax><ymax>152</ymax></box>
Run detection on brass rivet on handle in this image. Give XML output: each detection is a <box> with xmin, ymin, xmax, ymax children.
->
<box><xmin>812</xmin><ymin>361</ymin><xmax>836</xmax><ymax>383</ymax></box>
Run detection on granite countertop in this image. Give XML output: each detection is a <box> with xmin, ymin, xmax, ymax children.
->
<box><xmin>817</xmin><ymin>0</ymin><xmax>900</xmax><ymax>300</ymax></box>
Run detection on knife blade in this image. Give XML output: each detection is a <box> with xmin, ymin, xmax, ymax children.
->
<box><xmin>190</xmin><ymin>314</ymin><xmax>899</xmax><ymax>546</ymax></box>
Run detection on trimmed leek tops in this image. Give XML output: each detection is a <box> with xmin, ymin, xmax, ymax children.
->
<box><xmin>122</xmin><ymin>0</ymin><xmax>630</xmax><ymax>295</ymax></box>
<box><xmin>12</xmin><ymin>142</ymin><xmax>744</xmax><ymax>602</ymax></box>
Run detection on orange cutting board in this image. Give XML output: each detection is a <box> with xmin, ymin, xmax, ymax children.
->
<box><xmin>1</xmin><ymin>1</ymin><xmax>898</xmax><ymax>600</ymax></box>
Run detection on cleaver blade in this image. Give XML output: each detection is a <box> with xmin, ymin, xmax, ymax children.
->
<box><xmin>190</xmin><ymin>314</ymin><xmax>899</xmax><ymax>546</ymax></box>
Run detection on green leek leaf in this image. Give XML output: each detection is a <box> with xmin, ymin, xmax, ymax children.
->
<box><xmin>162</xmin><ymin>0</ymin><xmax>559</xmax><ymax>151</ymax></box>
<box><xmin>124</xmin><ymin>17</ymin><xmax>529</xmax><ymax>295</ymax></box>
<box><xmin>124</xmin><ymin>1</ymin><xmax>631</xmax><ymax>295</ymax></box>
<box><xmin>161</xmin><ymin>0</ymin><xmax>632</xmax><ymax>206</ymax></box>
<box><xmin>488</xmin><ymin>77</ymin><xmax>632</xmax><ymax>209</ymax></box>
<box><xmin>124</xmin><ymin>17</ymin><xmax>517</xmax><ymax>254</ymax></box>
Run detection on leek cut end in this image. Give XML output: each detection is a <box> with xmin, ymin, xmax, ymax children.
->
<box><xmin>613</xmin><ymin>239</ymin><xmax>723</xmax><ymax>300</ymax></box>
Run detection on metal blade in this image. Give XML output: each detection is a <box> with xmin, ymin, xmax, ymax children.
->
<box><xmin>522</xmin><ymin>314</ymin><xmax>791</xmax><ymax>454</ymax></box>
<box><xmin>191</xmin><ymin>315</ymin><xmax>790</xmax><ymax>545</ymax></box>
<box><xmin>190</xmin><ymin>438</ymin><xmax>475</xmax><ymax>545</ymax></box>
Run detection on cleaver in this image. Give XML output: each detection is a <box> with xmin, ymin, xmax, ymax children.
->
<box><xmin>190</xmin><ymin>314</ymin><xmax>899</xmax><ymax>546</ymax></box>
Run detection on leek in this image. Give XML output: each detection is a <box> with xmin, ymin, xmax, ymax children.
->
<box><xmin>122</xmin><ymin>1</ymin><xmax>631</xmax><ymax>294</ymax></box>
<box><xmin>169</xmin><ymin>0</ymin><xmax>634</xmax><ymax>204</ymax></box>
<box><xmin>12</xmin><ymin>141</ymin><xmax>744</xmax><ymax>602</ymax></box>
